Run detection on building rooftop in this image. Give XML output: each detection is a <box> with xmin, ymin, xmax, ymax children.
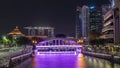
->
<box><xmin>9</xmin><ymin>26</ymin><xmax>23</xmax><ymax>35</ymax></box>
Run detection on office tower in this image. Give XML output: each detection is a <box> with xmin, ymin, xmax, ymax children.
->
<box><xmin>81</xmin><ymin>5</ymin><xmax>89</xmax><ymax>45</ymax></box>
<box><xmin>89</xmin><ymin>6</ymin><xmax>103</xmax><ymax>34</ymax></box>
<box><xmin>75</xmin><ymin>6</ymin><xmax>82</xmax><ymax>39</ymax></box>
<box><xmin>101</xmin><ymin>0</ymin><xmax>120</xmax><ymax>44</ymax></box>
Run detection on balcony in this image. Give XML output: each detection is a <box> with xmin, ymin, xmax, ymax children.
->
<box><xmin>104</xmin><ymin>19</ymin><xmax>113</xmax><ymax>27</ymax></box>
<box><xmin>102</xmin><ymin>26</ymin><xmax>114</xmax><ymax>32</ymax></box>
<box><xmin>100</xmin><ymin>34</ymin><xmax>114</xmax><ymax>39</ymax></box>
<box><xmin>104</xmin><ymin>9</ymin><xmax>113</xmax><ymax>20</ymax></box>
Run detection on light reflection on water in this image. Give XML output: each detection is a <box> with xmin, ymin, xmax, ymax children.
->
<box><xmin>77</xmin><ymin>54</ymin><xmax>86</xmax><ymax>68</ymax></box>
<box><xmin>15</xmin><ymin>53</ymin><xmax>120</xmax><ymax>68</ymax></box>
<box><xmin>84</xmin><ymin>55</ymin><xmax>120</xmax><ymax>68</ymax></box>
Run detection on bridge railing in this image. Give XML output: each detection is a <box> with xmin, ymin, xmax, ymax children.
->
<box><xmin>36</xmin><ymin>45</ymin><xmax>82</xmax><ymax>48</ymax></box>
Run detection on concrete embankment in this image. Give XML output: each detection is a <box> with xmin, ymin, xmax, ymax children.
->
<box><xmin>82</xmin><ymin>51</ymin><xmax>120</xmax><ymax>64</ymax></box>
<box><xmin>9</xmin><ymin>52</ymin><xmax>32</xmax><ymax>68</ymax></box>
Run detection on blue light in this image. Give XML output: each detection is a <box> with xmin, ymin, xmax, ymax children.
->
<box><xmin>111</xmin><ymin>0</ymin><xmax>115</xmax><ymax>7</ymax></box>
<box><xmin>90</xmin><ymin>6</ymin><xmax>95</xmax><ymax>9</ymax></box>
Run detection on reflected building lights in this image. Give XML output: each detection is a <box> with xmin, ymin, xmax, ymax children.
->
<box><xmin>77</xmin><ymin>54</ymin><xmax>86</xmax><ymax>68</ymax></box>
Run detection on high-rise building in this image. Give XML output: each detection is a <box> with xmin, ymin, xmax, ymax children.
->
<box><xmin>75</xmin><ymin>6</ymin><xmax>82</xmax><ymax>39</ymax></box>
<box><xmin>109</xmin><ymin>0</ymin><xmax>120</xmax><ymax>8</ymax></box>
<box><xmin>81</xmin><ymin>5</ymin><xmax>90</xmax><ymax>45</ymax></box>
<box><xmin>75</xmin><ymin>5</ymin><xmax>89</xmax><ymax>45</ymax></box>
<box><xmin>89</xmin><ymin>6</ymin><xmax>103</xmax><ymax>34</ymax></box>
<box><xmin>102</xmin><ymin>4</ymin><xmax>112</xmax><ymax>17</ymax></box>
<box><xmin>101</xmin><ymin>0</ymin><xmax>120</xmax><ymax>44</ymax></box>
<box><xmin>110</xmin><ymin>0</ymin><xmax>120</xmax><ymax>20</ymax></box>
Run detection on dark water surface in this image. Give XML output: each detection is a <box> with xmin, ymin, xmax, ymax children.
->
<box><xmin>14</xmin><ymin>54</ymin><xmax>120</xmax><ymax>68</ymax></box>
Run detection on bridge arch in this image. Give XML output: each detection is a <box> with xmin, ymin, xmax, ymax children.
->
<box><xmin>35</xmin><ymin>38</ymin><xmax>82</xmax><ymax>54</ymax></box>
<box><xmin>36</xmin><ymin>38</ymin><xmax>79</xmax><ymax>46</ymax></box>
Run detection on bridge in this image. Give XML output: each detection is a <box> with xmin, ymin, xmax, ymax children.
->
<box><xmin>35</xmin><ymin>38</ymin><xmax>82</xmax><ymax>54</ymax></box>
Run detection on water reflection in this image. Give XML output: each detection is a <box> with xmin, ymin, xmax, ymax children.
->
<box><xmin>14</xmin><ymin>53</ymin><xmax>120</xmax><ymax>68</ymax></box>
<box><xmin>31</xmin><ymin>54</ymin><xmax>77</xmax><ymax>68</ymax></box>
<box><xmin>84</xmin><ymin>56</ymin><xmax>120</xmax><ymax>68</ymax></box>
<box><xmin>77</xmin><ymin>54</ymin><xmax>86</xmax><ymax>68</ymax></box>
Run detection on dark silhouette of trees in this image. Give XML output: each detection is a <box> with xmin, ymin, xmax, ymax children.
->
<box><xmin>55</xmin><ymin>34</ymin><xmax>66</xmax><ymax>38</ymax></box>
<box><xmin>16</xmin><ymin>37</ymin><xmax>31</xmax><ymax>45</ymax></box>
<box><xmin>90</xmin><ymin>38</ymin><xmax>106</xmax><ymax>45</ymax></box>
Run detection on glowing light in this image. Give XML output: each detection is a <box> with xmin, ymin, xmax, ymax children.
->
<box><xmin>111</xmin><ymin>0</ymin><xmax>115</xmax><ymax>7</ymax></box>
<box><xmin>104</xmin><ymin>21</ymin><xmax>112</xmax><ymax>27</ymax></box>
<box><xmin>9</xmin><ymin>26</ymin><xmax>23</xmax><ymax>35</ymax></box>
<box><xmin>77</xmin><ymin>53</ymin><xmax>84</xmax><ymax>57</ymax></box>
<box><xmin>90</xmin><ymin>6</ymin><xmax>95</xmax><ymax>9</ymax></box>
<box><xmin>77</xmin><ymin>54</ymin><xmax>86</xmax><ymax>68</ymax></box>
<box><xmin>104</xmin><ymin>14</ymin><xmax>112</xmax><ymax>21</ymax></box>
<box><xmin>77</xmin><ymin>39</ymin><xmax>84</xmax><ymax>44</ymax></box>
<box><xmin>37</xmin><ymin>52</ymin><xmax>40</xmax><ymax>55</ymax></box>
<box><xmin>2</xmin><ymin>36</ymin><xmax>9</xmax><ymax>42</ymax></box>
<box><xmin>32</xmin><ymin>40</ymin><xmax>37</xmax><ymax>44</ymax></box>
<box><xmin>102</xmin><ymin>28</ymin><xmax>113</xmax><ymax>32</ymax></box>
<box><xmin>74</xmin><ymin>52</ymin><xmax>77</xmax><ymax>55</ymax></box>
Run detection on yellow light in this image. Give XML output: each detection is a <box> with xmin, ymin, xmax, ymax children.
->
<box><xmin>32</xmin><ymin>40</ymin><xmax>35</xmax><ymax>43</ymax></box>
<box><xmin>32</xmin><ymin>40</ymin><xmax>37</xmax><ymax>44</ymax></box>
<box><xmin>104</xmin><ymin>14</ymin><xmax>112</xmax><ymax>21</ymax></box>
<box><xmin>104</xmin><ymin>21</ymin><xmax>112</xmax><ymax>27</ymax></box>
<box><xmin>34</xmin><ymin>41</ymin><xmax>37</xmax><ymax>44</ymax></box>
<box><xmin>77</xmin><ymin>39</ymin><xmax>84</xmax><ymax>44</ymax></box>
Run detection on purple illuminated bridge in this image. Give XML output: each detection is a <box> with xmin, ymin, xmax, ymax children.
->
<box><xmin>35</xmin><ymin>38</ymin><xmax>82</xmax><ymax>54</ymax></box>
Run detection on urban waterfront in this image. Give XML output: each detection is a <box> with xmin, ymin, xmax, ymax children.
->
<box><xmin>0</xmin><ymin>0</ymin><xmax>120</xmax><ymax>68</ymax></box>
<box><xmin>14</xmin><ymin>54</ymin><xmax>120</xmax><ymax>68</ymax></box>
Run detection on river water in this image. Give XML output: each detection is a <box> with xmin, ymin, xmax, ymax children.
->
<box><xmin>14</xmin><ymin>53</ymin><xmax>120</xmax><ymax>68</ymax></box>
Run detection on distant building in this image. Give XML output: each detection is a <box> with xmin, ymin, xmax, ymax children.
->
<box><xmin>24</xmin><ymin>26</ymin><xmax>54</xmax><ymax>38</ymax></box>
<box><xmin>8</xmin><ymin>26</ymin><xmax>24</xmax><ymax>39</ymax></box>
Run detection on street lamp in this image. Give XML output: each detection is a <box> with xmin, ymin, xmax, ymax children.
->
<box><xmin>32</xmin><ymin>40</ymin><xmax>37</xmax><ymax>44</ymax></box>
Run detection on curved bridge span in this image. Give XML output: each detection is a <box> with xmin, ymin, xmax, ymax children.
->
<box><xmin>35</xmin><ymin>38</ymin><xmax>82</xmax><ymax>54</ymax></box>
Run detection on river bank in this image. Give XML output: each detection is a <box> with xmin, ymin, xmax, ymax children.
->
<box><xmin>82</xmin><ymin>51</ymin><xmax>120</xmax><ymax>64</ymax></box>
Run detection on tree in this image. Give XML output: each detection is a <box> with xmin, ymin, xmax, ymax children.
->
<box><xmin>6</xmin><ymin>35</ymin><xmax>14</xmax><ymax>44</ymax></box>
<box><xmin>90</xmin><ymin>38</ymin><xmax>106</xmax><ymax>45</ymax></box>
<box><xmin>16</xmin><ymin>37</ymin><xmax>31</xmax><ymax>45</ymax></box>
<box><xmin>0</xmin><ymin>35</ymin><xmax>3</xmax><ymax>44</ymax></box>
<box><xmin>55</xmin><ymin>34</ymin><xmax>66</xmax><ymax>38</ymax></box>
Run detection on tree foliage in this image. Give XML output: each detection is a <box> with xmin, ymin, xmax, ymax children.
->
<box><xmin>16</xmin><ymin>37</ymin><xmax>31</xmax><ymax>45</ymax></box>
<box><xmin>0</xmin><ymin>35</ymin><xmax>2</xmax><ymax>43</ymax></box>
<box><xmin>55</xmin><ymin>34</ymin><xmax>66</xmax><ymax>38</ymax></box>
<box><xmin>6</xmin><ymin>35</ymin><xmax>14</xmax><ymax>44</ymax></box>
<box><xmin>90</xmin><ymin>38</ymin><xmax>106</xmax><ymax>45</ymax></box>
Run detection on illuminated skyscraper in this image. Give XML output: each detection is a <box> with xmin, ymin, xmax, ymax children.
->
<box><xmin>75</xmin><ymin>5</ymin><xmax>89</xmax><ymax>45</ymax></box>
<box><xmin>81</xmin><ymin>5</ymin><xmax>89</xmax><ymax>45</ymax></box>
<box><xmin>89</xmin><ymin>6</ymin><xmax>103</xmax><ymax>34</ymax></box>
<box><xmin>75</xmin><ymin>6</ymin><xmax>82</xmax><ymax>39</ymax></box>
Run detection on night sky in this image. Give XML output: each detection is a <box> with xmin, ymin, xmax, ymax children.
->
<box><xmin>0</xmin><ymin>0</ymin><xmax>109</xmax><ymax>36</ymax></box>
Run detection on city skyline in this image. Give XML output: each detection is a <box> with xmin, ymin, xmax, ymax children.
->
<box><xmin>0</xmin><ymin>0</ymin><xmax>109</xmax><ymax>36</ymax></box>
<box><xmin>0</xmin><ymin>0</ymin><xmax>120</xmax><ymax>68</ymax></box>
